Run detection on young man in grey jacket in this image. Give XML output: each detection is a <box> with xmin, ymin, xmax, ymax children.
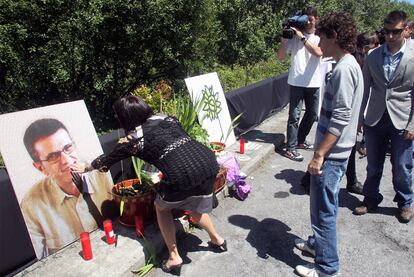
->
<box><xmin>354</xmin><ymin>10</ymin><xmax>414</xmax><ymax>223</ymax></box>
<box><xmin>294</xmin><ymin>12</ymin><xmax>363</xmax><ymax>277</ymax></box>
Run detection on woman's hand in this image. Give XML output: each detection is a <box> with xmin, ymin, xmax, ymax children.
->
<box><xmin>71</xmin><ymin>171</ymin><xmax>83</xmax><ymax>192</ymax></box>
<box><xmin>70</xmin><ymin>162</ymin><xmax>91</xmax><ymax>173</ymax></box>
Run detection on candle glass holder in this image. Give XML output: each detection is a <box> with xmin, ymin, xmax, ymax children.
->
<box><xmin>103</xmin><ymin>219</ymin><xmax>116</xmax><ymax>245</ymax></box>
<box><xmin>80</xmin><ymin>232</ymin><xmax>93</xmax><ymax>260</ymax></box>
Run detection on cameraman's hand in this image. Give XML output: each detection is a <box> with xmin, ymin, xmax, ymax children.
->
<box><xmin>291</xmin><ymin>27</ymin><xmax>304</xmax><ymax>39</ymax></box>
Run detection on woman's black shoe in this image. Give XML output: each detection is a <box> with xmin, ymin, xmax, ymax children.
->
<box><xmin>161</xmin><ymin>260</ymin><xmax>182</xmax><ymax>276</ymax></box>
<box><xmin>208</xmin><ymin>240</ymin><xmax>228</xmax><ymax>253</ymax></box>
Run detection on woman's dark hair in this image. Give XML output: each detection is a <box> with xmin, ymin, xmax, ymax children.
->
<box><xmin>356</xmin><ymin>32</ymin><xmax>379</xmax><ymax>49</ymax></box>
<box><xmin>316</xmin><ymin>12</ymin><xmax>357</xmax><ymax>53</ymax></box>
<box><xmin>353</xmin><ymin>32</ymin><xmax>379</xmax><ymax>68</ymax></box>
<box><xmin>113</xmin><ymin>95</ymin><xmax>153</xmax><ymax>132</ymax></box>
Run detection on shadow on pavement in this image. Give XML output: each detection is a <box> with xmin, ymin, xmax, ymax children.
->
<box><xmin>228</xmin><ymin>215</ymin><xmax>305</xmax><ymax>269</ymax></box>
<box><xmin>274</xmin><ymin>169</ymin><xmax>307</xmax><ymax>195</ymax></box>
<box><xmin>156</xmin><ymin>230</ymin><xmax>224</xmax><ymax>266</ymax></box>
<box><xmin>338</xmin><ymin>188</ymin><xmax>361</xmax><ymax>211</ymax></box>
<box><xmin>338</xmin><ymin>189</ymin><xmax>398</xmax><ymax>217</ymax></box>
<box><xmin>242</xmin><ymin>131</ymin><xmax>285</xmax><ymax>147</ymax></box>
<box><xmin>365</xmin><ymin>206</ymin><xmax>399</xmax><ymax>217</ymax></box>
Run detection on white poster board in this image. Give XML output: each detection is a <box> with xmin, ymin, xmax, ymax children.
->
<box><xmin>0</xmin><ymin>100</ymin><xmax>114</xmax><ymax>259</ymax></box>
<box><xmin>185</xmin><ymin>72</ymin><xmax>236</xmax><ymax>146</ymax></box>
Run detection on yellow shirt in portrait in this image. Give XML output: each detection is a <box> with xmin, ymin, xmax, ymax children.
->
<box><xmin>20</xmin><ymin>170</ymin><xmax>113</xmax><ymax>259</ymax></box>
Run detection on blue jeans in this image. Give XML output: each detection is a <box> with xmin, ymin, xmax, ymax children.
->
<box><xmin>286</xmin><ymin>86</ymin><xmax>319</xmax><ymax>150</ymax></box>
<box><xmin>363</xmin><ymin>112</ymin><xmax>413</xmax><ymax>208</ymax></box>
<box><xmin>308</xmin><ymin>159</ymin><xmax>347</xmax><ymax>275</ymax></box>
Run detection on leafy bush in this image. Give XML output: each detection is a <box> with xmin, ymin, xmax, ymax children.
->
<box><xmin>216</xmin><ymin>56</ymin><xmax>290</xmax><ymax>92</ymax></box>
<box><xmin>130</xmin><ymin>80</ymin><xmax>173</xmax><ymax>113</ymax></box>
<box><xmin>0</xmin><ymin>0</ymin><xmax>214</xmax><ymax>132</ymax></box>
<box><xmin>130</xmin><ymin>81</ymin><xmax>209</xmax><ymax>145</ymax></box>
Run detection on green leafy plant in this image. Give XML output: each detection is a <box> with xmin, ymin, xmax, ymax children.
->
<box><xmin>175</xmin><ymin>94</ymin><xmax>204</xmax><ymax>134</ymax></box>
<box><xmin>222</xmin><ymin>112</ymin><xmax>243</xmax><ymax>144</ymax></box>
<box><xmin>132</xmin><ymin>157</ymin><xmax>153</xmax><ymax>187</ymax></box>
<box><xmin>131</xmin><ymin>234</ymin><xmax>157</xmax><ymax>277</ymax></box>
<box><xmin>164</xmin><ymin>93</ymin><xmax>209</xmax><ymax>146</ymax></box>
<box><xmin>187</xmin><ymin>121</ymin><xmax>209</xmax><ymax>146</ymax></box>
<box><xmin>117</xmin><ymin>157</ymin><xmax>154</xmax><ymax>216</ymax></box>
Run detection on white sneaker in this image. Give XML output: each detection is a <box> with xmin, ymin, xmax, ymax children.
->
<box><xmin>294</xmin><ymin>238</ymin><xmax>315</xmax><ymax>257</ymax></box>
<box><xmin>295</xmin><ymin>264</ymin><xmax>338</xmax><ymax>277</ymax></box>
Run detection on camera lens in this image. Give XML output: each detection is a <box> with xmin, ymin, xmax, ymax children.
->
<box><xmin>282</xmin><ymin>28</ymin><xmax>294</xmax><ymax>39</ymax></box>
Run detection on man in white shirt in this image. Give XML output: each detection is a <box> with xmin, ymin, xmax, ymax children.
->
<box><xmin>277</xmin><ymin>6</ymin><xmax>323</xmax><ymax>162</ymax></box>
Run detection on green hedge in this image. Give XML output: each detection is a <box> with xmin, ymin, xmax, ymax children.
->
<box><xmin>1</xmin><ymin>0</ymin><xmax>414</xmax><ymax>168</ymax></box>
<box><xmin>217</xmin><ymin>57</ymin><xmax>289</xmax><ymax>92</ymax></box>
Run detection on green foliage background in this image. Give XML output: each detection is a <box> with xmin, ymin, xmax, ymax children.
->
<box><xmin>0</xmin><ymin>0</ymin><xmax>413</xmax><ymax>135</ymax></box>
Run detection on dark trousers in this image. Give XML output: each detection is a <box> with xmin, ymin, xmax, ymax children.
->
<box><xmin>346</xmin><ymin>145</ymin><xmax>357</xmax><ymax>185</ymax></box>
<box><xmin>286</xmin><ymin>85</ymin><xmax>319</xmax><ymax>150</ymax></box>
<box><xmin>363</xmin><ymin>112</ymin><xmax>413</xmax><ymax>208</ymax></box>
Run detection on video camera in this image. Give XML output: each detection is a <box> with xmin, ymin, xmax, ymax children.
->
<box><xmin>281</xmin><ymin>11</ymin><xmax>309</xmax><ymax>39</ymax></box>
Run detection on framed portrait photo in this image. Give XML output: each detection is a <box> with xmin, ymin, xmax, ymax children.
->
<box><xmin>0</xmin><ymin>100</ymin><xmax>114</xmax><ymax>259</ymax></box>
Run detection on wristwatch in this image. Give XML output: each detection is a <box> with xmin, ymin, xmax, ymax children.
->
<box><xmin>301</xmin><ymin>36</ymin><xmax>306</xmax><ymax>42</ymax></box>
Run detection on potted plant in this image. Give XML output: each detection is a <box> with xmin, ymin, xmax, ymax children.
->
<box><xmin>209</xmin><ymin>141</ymin><xmax>226</xmax><ymax>154</ymax></box>
<box><xmin>208</xmin><ymin>112</ymin><xmax>243</xmax><ymax>155</ymax></box>
<box><xmin>112</xmin><ymin>157</ymin><xmax>157</xmax><ymax>227</ymax></box>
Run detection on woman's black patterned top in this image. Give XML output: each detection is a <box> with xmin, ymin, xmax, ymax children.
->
<box><xmin>91</xmin><ymin>116</ymin><xmax>219</xmax><ymax>192</ymax></box>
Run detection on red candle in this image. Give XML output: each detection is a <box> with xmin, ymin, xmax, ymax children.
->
<box><xmin>80</xmin><ymin>232</ymin><xmax>93</xmax><ymax>260</ymax></box>
<box><xmin>103</xmin><ymin>219</ymin><xmax>116</xmax><ymax>245</ymax></box>
<box><xmin>240</xmin><ymin>137</ymin><xmax>245</xmax><ymax>154</ymax></box>
<box><xmin>135</xmin><ymin>215</ymin><xmax>144</xmax><ymax>238</ymax></box>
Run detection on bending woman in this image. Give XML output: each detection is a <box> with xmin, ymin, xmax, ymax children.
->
<box><xmin>73</xmin><ymin>95</ymin><xmax>226</xmax><ymax>274</ymax></box>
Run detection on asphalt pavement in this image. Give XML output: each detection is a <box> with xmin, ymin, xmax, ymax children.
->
<box><xmin>149</xmin><ymin>107</ymin><xmax>414</xmax><ymax>277</ymax></box>
<box><xmin>17</xmin><ymin>107</ymin><xmax>414</xmax><ymax>277</ymax></box>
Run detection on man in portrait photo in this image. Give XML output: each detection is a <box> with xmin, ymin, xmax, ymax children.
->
<box><xmin>20</xmin><ymin>118</ymin><xmax>114</xmax><ymax>259</ymax></box>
